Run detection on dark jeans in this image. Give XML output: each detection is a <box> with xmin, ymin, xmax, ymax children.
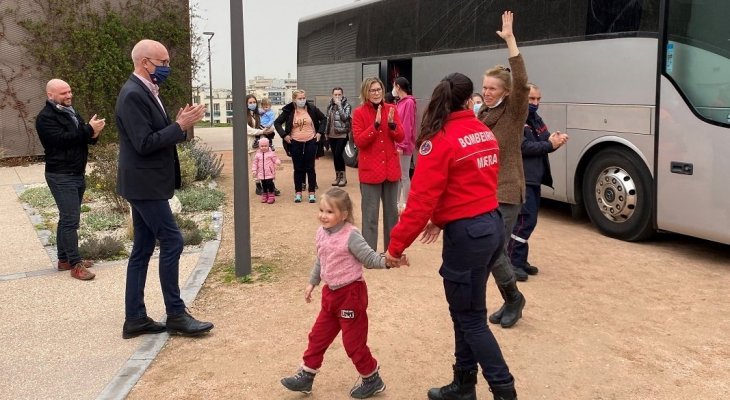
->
<box><xmin>45</xmin><ymin>172</ymin><xmax>85</xmax><ymax>265</ymax></box>
<box><xmin>329</xmin><ymin>137</ymin><xmax>347</xmax><ymax>171</ymax></box>
<box><xmin>125</xmin><ymin>199</ymin><xmax>185</xmax><ymax>320</ymax></box>
<box><xmin>290</xmin><ymin>138</ymin><xmax>318</xmax><ymax>193</ymax></box>
<box><xmin>441</xmin><ymin>210</ymin><xmax>512</xmax><ymax>384</ymax></box>
<box><xmin>508</xmin><ymin>185</ymin><xmax>541</xmax><ymax>268</ymax></box>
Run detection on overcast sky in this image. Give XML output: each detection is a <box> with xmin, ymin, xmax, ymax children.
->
<box><xmin>193</xmin><ymin>0</ymin><xmax>355</xmax><ymax>89</ymax></box>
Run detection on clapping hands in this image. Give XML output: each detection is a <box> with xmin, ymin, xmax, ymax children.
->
<box><xmin>175</xmin><ymin>103</ymin><xmax>206</xmax><ymax>131</ymax></box>
<box><xmin>89</xmin><ymin>114</ymin><xmax>105</xmax><ymax>138</ymax></box>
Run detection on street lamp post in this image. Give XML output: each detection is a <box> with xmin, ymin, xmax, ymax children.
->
<box><xmin>203</xmin><ymin>31</ymin><xmax>215</xmax><ymax>127</ymax></box>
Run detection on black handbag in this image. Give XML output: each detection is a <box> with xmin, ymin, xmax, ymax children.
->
<box><xmin>343</xmin><ymin>131</ymin><xmax>358</xmax><ymax>168</ymax></box>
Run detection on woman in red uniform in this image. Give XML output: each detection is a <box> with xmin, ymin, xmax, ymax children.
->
<box><xmin>386</xmin><ymin>73</ymin><xmax>517</xmax><ymax>400</ymax></box>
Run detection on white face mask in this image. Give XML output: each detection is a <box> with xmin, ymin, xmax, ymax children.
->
<box><xmin>489</xmin><ymin>95</ymin><xmax>505</xmax><ymax>109</ymax></box>
<box><xmin>296</xmin><ymin>99</ymin><xmax>306</xmax><ymax>108</ymax></box>
<box><xmin>391</xmin><ymin>87</ymin><xmax>398</xmax><ymax>97</ymax></box>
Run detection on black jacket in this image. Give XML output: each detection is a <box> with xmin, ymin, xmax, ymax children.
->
<box><xmin>274</xmin><ymin>101</ymin><xmax>327</xmax><ymax>156</ymax></box>
<box><xmin>35</xmin><ymin>100</ymin><xmax>98</xmax><ymax>175</ymax></box>
<box><xmin>115</xmin><ymin>74</ymin><xmax>186</xmax><ymax>200</ymax></box>
<box><xmin>521</xmin><ymin>124</ymin><xmax>555</xmax><ymax>187</ymax></box>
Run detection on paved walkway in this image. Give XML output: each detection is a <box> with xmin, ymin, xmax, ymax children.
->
<box><xmin>0</xmin><ymin>164</ymin><xmax>218</xmax><ymax>400</ymax></box>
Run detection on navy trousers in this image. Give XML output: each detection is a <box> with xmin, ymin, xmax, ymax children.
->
<box><xmin>125</xmin><ymin>199</ymin><xmax>185</xmax><ymax>320</ymax></box>
<box><xmin>508</xmin><ymin>184</ymin><xmax>541</xmax><ymax>268</ymax></box>
<box><xmin>440</xmin><ymin>210</ymin><xmax>513</xmax><ymax>384</ymax></box>
<box><xmin>45</xmin><ymin>173</ymin><xmax>85</xmax><ymax>265</ymax></box>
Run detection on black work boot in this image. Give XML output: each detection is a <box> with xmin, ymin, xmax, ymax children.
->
<box><xmin>427</xmin><ymin>365</ymin><xmax>477</xmax><ymax>400</ymax></box>
<box><xmin>489</xmin><ymin>378</ymin><xmax>517</xmax><ymax>400</ymax></box>
<box><xmin>350</xmin><ymin>368</ymin><xmax>386</xmax><ymax>398</ymax></box>
<box><xmin>498</xmin><ymin>279</ymin><xmax>526</xmax><ymax>328</ymax></box>
<box><xmin>488</xmin><ymin>303</ymin><xmax>505</xmax><ymax>324</ymax></box>
<box><xmin>281</xmin><ymin>368</ymin><xmax>316</xmax><ymax>394</ymax></box>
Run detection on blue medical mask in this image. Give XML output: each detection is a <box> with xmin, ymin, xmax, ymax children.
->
<box><xmin>149</xmin><ymin>64</ymin><xmax>171</xmax><ymax>85</ymax></box>
<box><xmin>473</xmin><ymin>103</ymin><xmax>482</xmax><ymax>115</ymax></box>
<box><xmin>528</xmin><ymin>103</ymin><xmax>539</xmax><ymax>114</ymax></box>
<box><xmin>248</xmin><ymin>104</ymin><xmax>257</xmax><ymax>111</ymax></box>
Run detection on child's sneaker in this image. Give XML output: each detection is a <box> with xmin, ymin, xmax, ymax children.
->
<box><xmin>350</xmin><ymin>369</ymin><xmax>386</xmax><ymax>399</ymax></box>
<box><xmin>281</xmin><ymin>368</ymin><xmax>315</xmax><ymax>394</ymax></box>
<box><xmin>308</xmin><ymin>193</ymin><xmax>316</xmax><ymax>203</ymax></box>
<box><xmin>295</xmin><ymin>192</ymin><xmax>302</xmax><ymax>203</ymax></box>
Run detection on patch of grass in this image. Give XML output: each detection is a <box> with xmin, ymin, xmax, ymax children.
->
<box><xmin>80</xmin><ymin>204</ymin><xmax>91</xmax><ymax>213</ymax></box>
<box><xmin>176</xmin><ymin>187</ymin><xmax>225</xmax><ymax>212</ymax></box>
<box><xmin>19</xmin><ymin>186</ymin><xmax>55</xmax><ymax>208</ymax></box>
<box><xmin>218</xmin><ymin>259</ymin><xmax>278</xmax><ymax>284</ymax></box>
<box><xmin>83</xmin><ymin>210</ymin><xmax>125</xmax><ymax>232</ymax></box>
<box><xmin>200</xmin><ymin>227</ymin><xmax>217</xmax><ymax>242</ymax></box>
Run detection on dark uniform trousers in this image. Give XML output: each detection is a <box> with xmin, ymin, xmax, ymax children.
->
<box><xmin>440</xmin><ymin>210</ymin><xmax>513</xmax><ymax>384</ymax></box>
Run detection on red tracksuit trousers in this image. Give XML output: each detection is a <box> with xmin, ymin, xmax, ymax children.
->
<box><xmin>302</xmin><ymin>280</ymin><xmax>378</xmax><ymax>376</ymax></box>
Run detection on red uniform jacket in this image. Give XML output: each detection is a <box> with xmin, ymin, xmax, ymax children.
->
<box><xmin>388</xmin><ymin>110</ymin><xmax>500</xmax><ymax>258</ymax></box>
<box><xmin>352</xmin><ymin>102</ymin><xmax>405</xmax><ymax>184</ymax></box>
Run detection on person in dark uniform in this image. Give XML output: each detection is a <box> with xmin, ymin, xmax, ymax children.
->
<box><xmin>386</xmin><ymin>72</ymin><xmax>517</xmax><ymax>400</ymax></box>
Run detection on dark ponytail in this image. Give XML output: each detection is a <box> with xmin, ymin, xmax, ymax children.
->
<box><xmin>418</xmin><ymin>73</ymin><xmax>473</xmax><ymax>145</ymax></box>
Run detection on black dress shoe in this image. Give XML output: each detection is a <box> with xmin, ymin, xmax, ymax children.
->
<box><xmin>122</xmin><ymin>316</ymin><xmax>166</xmax><ymax>339</ymax></box>
<box><xmin>512</xmin><ymin>266</ymin><xmax>529</xmax><ymax>282</ymax></box>
<box><xmin>166</xmin><ymin>311</ymin><xmax>214</xmax><ymax>336</ymax></box>
<box><xmin>524</xmin><ymin>263</ymin><xmax>539</xmax><ymax>275</ymax></box>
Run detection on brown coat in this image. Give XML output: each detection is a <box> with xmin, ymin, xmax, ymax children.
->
<box><xmin>478</xmin><ymin>54</ymin><xmax>529</xmax><ymax>204</ymax></box>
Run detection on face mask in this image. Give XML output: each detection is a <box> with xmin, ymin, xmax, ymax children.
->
<box><xmin>489</xmin><ymin>95</ymin><xmax>505</xmax><ymax>109</ymax></box>
<box><xmin>473</xmin><ymin>103</ymin><xmax>482</xmax><ymax>115</ymax></box>
<box><xmin>528</xmin><ymin>103</ymin><xmax>539</xmax><ymax>114</ymax></box>
<box><xmin>296</xmin><ymin>99</ymin><xmax>307</xmax><ymax>108</ymax></box>
<box><xmin>391</xmin><ymin>87</ymin><xmax>398</xmax><ymax>97</ymax></box>
<box><xmin>248</xmin><ymin>104</ymin><xmax>257</xmax><ymax>111</ymax></box>
<box><xmin>149</xmin><ymin>64</ymin><xmax>171</xmax><ymax>85</ymax></box>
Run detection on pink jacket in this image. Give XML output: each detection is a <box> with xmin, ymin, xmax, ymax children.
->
<box><xmin>395</xmin><ymin>95</ymin><xmax>417</xmax><ymax>155</ymax></box>
<box><xmin>251</xmin><ymin>149</ymin><xmax>281</xmax><ymax>180</ymax></box>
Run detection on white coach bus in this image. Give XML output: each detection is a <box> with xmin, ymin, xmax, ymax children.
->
<box><xmin>297</xmin><ymin>0</ymin><xmax>730</xmax><ymax>244</ymax></box>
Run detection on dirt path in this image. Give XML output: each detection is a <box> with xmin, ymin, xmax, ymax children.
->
<box><xmin>127</xmin><ymin>151</ymin><xmax>730</xmax><ymax>399</ymax></box>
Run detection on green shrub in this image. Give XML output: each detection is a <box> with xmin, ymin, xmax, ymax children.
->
<box><xmin>174</xmin><ymin>214</ymin><xmax>203</xmax><ymax>246</ymax></box>
<box><xmin>79</xmin><ymin>236</ymin><xmax>127</xmax><ymax>260</ymax></box>
<box><xmin>80</xmin><ymin>204</ymin><xmax>91</xmax><ymax>213</ymax></box>
<box><xmin>176</xmin><ymin>187</ymin><xmax>225</xmax><ymax>212</ymax></box>
<box><xmin>83</xmin><ymin>210</ymin><xmax>125</xmax><ymax>232</ymax></box>
<box><xmin>19</xmin><ymin>186</ymin><xmax>55</xmax><ymax>208</ymax></box>
<box><xmin>178</xmin><ymin>138</ymin><xmax>224</xmax><ymax>181</ymax></box>
<box><xmin>177</xmin><ymin>145</ymin><xmax>198</xmax><ymax>188</ymax></box>
<box><xmin>86</xmin><ymin>144</ymin><xmax>128</xmax><ymax>213</ymax></box>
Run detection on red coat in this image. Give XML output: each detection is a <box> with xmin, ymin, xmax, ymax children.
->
<box><xmin>388</xmin><ymin>110</ymin><xmax>500</xmax><ymax>258</ymax></box>
<box><xmin>352</xmin><ymin>102</ymin><xmax>405</xmax><ymax>184</ymax></box>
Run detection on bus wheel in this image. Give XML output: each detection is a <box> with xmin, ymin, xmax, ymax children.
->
<box><xmin>582</xmin><ymin>148</ymin><xmax>654</xmax><ymax>241</ymax></box>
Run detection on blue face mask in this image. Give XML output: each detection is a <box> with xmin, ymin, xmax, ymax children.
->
<box><xmin>248</xmin><ymin>104</ymin><xmax>257</xmax><ymax>111</ymax></box>
<box><xmin>149</xmin><ymin>64</ymin><xmax>171</xmax><ymax>85</ymax></box>
<box><xmin>473</xmin><ymin>103</ymin><xmax>482</xmax><ymax>115</ymax></box>
<box><xmin>528</xmin><ymin>103</ymin><xmax>539</xmax><ymax>114</ymax></box>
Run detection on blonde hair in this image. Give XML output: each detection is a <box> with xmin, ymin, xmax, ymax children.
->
<box><xmin>484</xmin><ymin>65</ymin><xmax>512</xmax><ymax>93</ymax></box>
<box><xmin>292</xmin><ymin>89</ymin><xmax>306</xmax><ymax>102</ymax></box>
<box><xmin>321</xmin><ymin>187</ymin><xmax>355</xmax><ymax>224</ymax></box>
<box><xmin>359</xmin><ymin>77</ymin><xmax>384</xmax><ymax>103</ymax></box>
<box><xmin>261</xmin><ymin>97</ymin><xmax>271</xmax><ymax>107</ymax></box>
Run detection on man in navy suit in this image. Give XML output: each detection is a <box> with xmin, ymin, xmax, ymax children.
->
<box><xmin>116</xmin><ymin>39</ymin><xmax>213</xmax><ymax>339</ymax></box>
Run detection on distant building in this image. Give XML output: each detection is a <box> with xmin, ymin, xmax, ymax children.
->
<box><xmin>194</xmin><ymin>87</ymin><xmax>233</xmax><ymax>124</ymax></box>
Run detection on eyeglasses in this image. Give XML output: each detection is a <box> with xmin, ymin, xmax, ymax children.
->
<box><xmin>145</xmin><ymin>57</ymin><xmax>170</xmax><ymax>67</ymax></box>
<box><xmin>368</xmin><ymin>87</ymin><xmax>383</xmax><ymax>93</ymax></box>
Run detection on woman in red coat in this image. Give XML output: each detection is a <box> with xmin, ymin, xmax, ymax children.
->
<box><xmin>352</xmin><ymin>77</ymin><xmax>404</xmax><ymax>251</ymax></box>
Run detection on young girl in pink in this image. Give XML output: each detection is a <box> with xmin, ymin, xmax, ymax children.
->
<box><xmin>281</xmin><ymin>187</ymin><xmax>404</xmax><ymax>398</ymax></box>
<box><xmin>250</xmin><ymin>137</ymin><xmax>281</xmax><ymax>203</ymax></box>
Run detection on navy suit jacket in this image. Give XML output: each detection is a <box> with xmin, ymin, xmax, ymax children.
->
<box><xmin>115</xmin><ymin>74</ymin><xmax>186</xmax><ymax>200</ymax></box>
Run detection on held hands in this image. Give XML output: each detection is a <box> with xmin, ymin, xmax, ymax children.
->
<box><xmin>384</xmin><ymin>251</ymin><xmax>410</xmax><ymax>268</ymax></box>
<box><xmin>175</xmin><ymin>103</ymin><xmax>206</xmax><ymax>131</ymax></box>
<box><xmin>420</xmin><ymin>222</ymin><xmax>442</xmax><ymax>244</ymax></box>
<box><xmin>496</xmin><ymin>11</ymin><xmax>514</xmax><ymax>40</ymax></box>
<box><xmin>304</xmin><ymin>284</ymin><xmax>315</xmax><ymax>303</ymax></box>
<box><xmin>89</xmin><ymin>114</ymin><xmax>105</xmax><ymax>138</ymax></box>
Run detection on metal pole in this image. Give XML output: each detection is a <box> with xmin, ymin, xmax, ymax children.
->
<box><xmin>230</xmin><ymin>0</ymin><xmax>251</xmax><ymax>277</ymax></box>
<box><xmin>204</xmin><ymin>32</ymin><xmax>215</xmax><ymax>127</ymax></box>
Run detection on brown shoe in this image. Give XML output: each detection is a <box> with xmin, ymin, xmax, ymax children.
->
<box><xmin>58</xmin><ymin>259</ymin><xmax>94</xmax><ymax>271</ymax></box>
<box><xmin>70</xmin><ymin>264</ymin><xmax>95</xmax><ymax>280</ymax></box>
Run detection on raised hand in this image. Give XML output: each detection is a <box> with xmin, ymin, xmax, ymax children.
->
<box><xmin>176</xmin><ymin>103</ymin><xmax>206</xmax><ymax>131</ymax></box>
<box><xmin>88</xmin><ymin>114</ymin><xmax>105</xmax><ymax>138</ymax></box>
<box><xmin>496</xmin><ymin>11</ymin><xmax>514</xmax><ymax>40</ymax></box>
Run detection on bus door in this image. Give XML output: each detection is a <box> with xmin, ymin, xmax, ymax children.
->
<box><xmin>656</xmin><ymin>0</ymin><xmax>730</xmax><ymax>244</ymax></box>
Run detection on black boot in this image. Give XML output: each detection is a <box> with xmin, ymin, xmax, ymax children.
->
<box><xmin>489</xmin><ymin>378</ymin><xmax>517</xmax><ymax>400</ymax></box>
<box><xmin>488</xmin><ymin>303</ymin><xmax>505</xmax><ymax>325</ymax></box>
<box><xmin>497</xmin><ymin>279</ymin><xmax>525</xmax><ymax>328</ymax></box>
<box><xmin>427</xmin><ymin>365</ymin><xmax>477</xmax><ymax>400</ymax></box>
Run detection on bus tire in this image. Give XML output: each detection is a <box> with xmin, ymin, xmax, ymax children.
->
<box><xmin>582</xmin><ymin>148</ymin><xmax>654</xmax><ymax>241</ymax></box>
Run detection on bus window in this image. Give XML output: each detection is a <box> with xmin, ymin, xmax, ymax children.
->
<box><xmin>666</xmin><ymin>0</ymin><xmax>730</xmax><ymax>126</ymax></box>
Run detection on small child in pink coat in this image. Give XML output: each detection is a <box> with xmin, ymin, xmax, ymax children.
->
<box><xmin>251</xmin><ymin>137</ymin><xmax>281</xmax><ymax>203</ymax></box>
